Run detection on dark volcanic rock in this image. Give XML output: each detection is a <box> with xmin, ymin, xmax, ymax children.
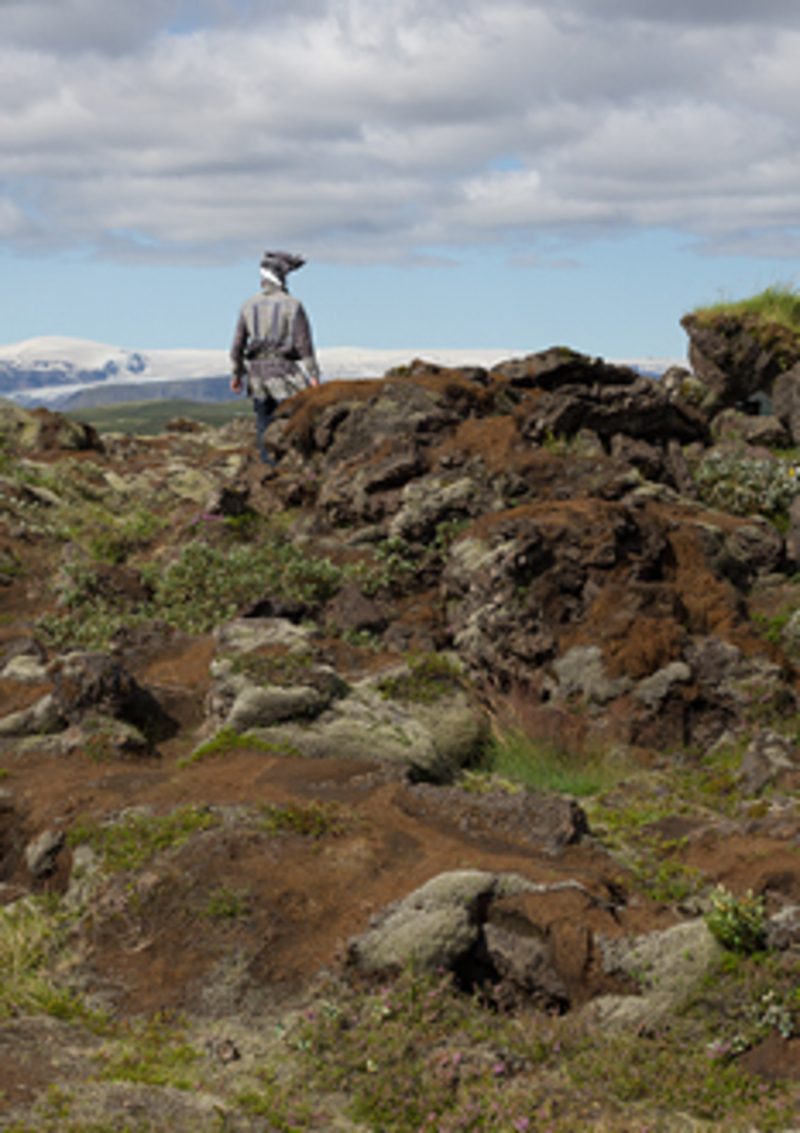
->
<box><xmin>519</xmin><ymin>374</ymin><xmax>709</xmax><ymax>449</ymax></box>
<box><xmin>491</xmin><ymin>347</ymin><xmax>639</xmax><ymax>391</ymax></box>
<box><xmin>50</xmin><ymin>651</ymin><xmax>175</xmax><ymax>744</ymax></box>
<box><xmin>772</xmin><ymin>362</ymin><xmax>800</xmax><ymax>446</ymax></box>
<box><xmin>681</xmin><ymin>312</ymin><xmax>800</xmax><ymax>414</ymax></box>
<box><xmin>404</xmin><ymin>782</ymin><xmax>589</xmax><ymax>853</ymax></box>
<box><xmin>323</xmin><ymin>582</ymin><xmax>390</xmax><ymax>636</ymax></box>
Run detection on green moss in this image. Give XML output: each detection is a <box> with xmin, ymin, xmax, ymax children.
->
<box><xmin>179</xmin><ymin>727</ymin><xmax>302</xmax><ymax>767</ymax></box>
<box><xmin>68</xmin><ymin>805</ymin><xmax>221</xmax><ymax>872</ymax></box>
<box><xmin>377</xmin><ymin>653</ymin><xmax>464</xmax><ymax>704</ymax></box>
<box><xmin>228</xmin><ymin>650</ymin><xmax>315</xmax><ymax>687</ymax></box>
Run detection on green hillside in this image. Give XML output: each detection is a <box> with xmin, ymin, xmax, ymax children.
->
<box><xmin>64</xmin><ymin>398</ymin><xmax>251</xmax><ymax>436</ymax></box>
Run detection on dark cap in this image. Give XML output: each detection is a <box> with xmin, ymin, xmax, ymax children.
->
<box><xmin>260</xmin><ymin>251</ymin><xmax>306</xmax><ymax>281</ymax></box>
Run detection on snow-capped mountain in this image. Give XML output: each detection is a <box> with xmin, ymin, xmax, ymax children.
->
<box><xmin>0</xmin><ymin>336</ymin><xmax>682</xmax><ymax>410</ymax></box>
<box><xmin>0</xmin><ymin>337</ymin><xmax>231</xmax><ymax>408</ymax></box>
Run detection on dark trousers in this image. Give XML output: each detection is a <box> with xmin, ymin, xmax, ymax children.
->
<box><xmin>254</xmin><ymin>394</ymin><xmax>279</xmax><ymax>464</ymax></box>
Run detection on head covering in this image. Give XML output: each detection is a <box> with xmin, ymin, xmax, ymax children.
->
<box><xmin>260</xmin><ymin>251</ymin><xmax>305</xmax><ymax>284</ymax></box>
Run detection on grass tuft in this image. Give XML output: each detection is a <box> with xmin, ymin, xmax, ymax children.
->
<box><xmin>691</xmin><ymin>282</ymin><xmax>800</xmax><ymax>337</ymax></box>
<box><xmin>486</xmin><ymin>730</ymin><xmax>625</xmax><ymax>797</ymax></box>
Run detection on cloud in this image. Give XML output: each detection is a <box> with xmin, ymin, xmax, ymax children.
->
<box><xmin>1</xmin><ymin>0</ymin><xmax>800</xmax><ymax>266</ymax></box>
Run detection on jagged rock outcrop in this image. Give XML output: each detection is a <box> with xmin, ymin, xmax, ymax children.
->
<box><xmin>681</xmin><ymin>311</ymin><xmax>800</xmax><ymax>447</ymax></box>
<box><xmin>681</xmin><ymin>312</ymin><xmax>800</xmax><ymax>415</ymax></box>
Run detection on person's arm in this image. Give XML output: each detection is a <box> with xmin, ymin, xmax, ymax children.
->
<box><xmin>292</xmin><ymin>305</ymin><xmax>320</xmax><ymax>387</ymax></box>
<box><xmin>230</xmin><ymin>312</ymin><xmax>249</xmax><ymax>393</ymax></box>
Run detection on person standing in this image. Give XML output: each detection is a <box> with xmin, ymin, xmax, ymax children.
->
<box><xmin>230</xmin><ymin>251</ymin><xmax>320</xmax><ymax>465</ymax></box>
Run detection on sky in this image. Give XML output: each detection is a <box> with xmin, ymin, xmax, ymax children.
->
<box><xmin>2</xmin><ymin>0</ymin><xmax>800</xmax><ymax>362</ymax></box>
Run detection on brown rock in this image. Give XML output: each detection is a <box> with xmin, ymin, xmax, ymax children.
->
<box><xmin>323</xmin><ymin>582</ymin><xmax>389</xmax><ymax>637</ymax></box>
<box><xmin>681</xmin><ymin>312</ymin><xmax>793</xmax><ymax>412</ymax></box>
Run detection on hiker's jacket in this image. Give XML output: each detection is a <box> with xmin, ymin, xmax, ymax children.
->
<box><xmin>230</xmin><ymin>281</ymin><xmax>320</xmax><ymax>401</ymax></box>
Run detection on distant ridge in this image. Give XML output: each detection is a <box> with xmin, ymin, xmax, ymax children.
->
<box><xmin>0</xmin><ymin>336</ymin><xmax>682</xmax><ymax>409</ymax></box>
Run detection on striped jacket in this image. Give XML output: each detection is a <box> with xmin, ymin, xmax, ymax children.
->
<box><xmin>230</xmin><ymin>281</ymin><xmax>320</xmax><ymax>401</ymax></box>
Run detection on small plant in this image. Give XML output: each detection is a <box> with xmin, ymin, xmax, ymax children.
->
<box><xmin>377</xmin><ymin>653</ymin><xmax>464</xmax><ymax>704</ymax></box>
<box><xmin>706</xmin><ymin>886</ymin><xmax>767</xmax><ymax>954</ymax></box>
<box><xmin>258</xmin><ymin>800</ymin><xmax>353</xmax><ymax>840</ymax></box>
<box><xmin>627</xmin><ymin>835</ymin><xmax>705</xmax><ymax>904</ymax></box>
<box><xmin>202</xmin><ymin>885</ymin><xmax>251</xmax><ymax>920</ymax></box>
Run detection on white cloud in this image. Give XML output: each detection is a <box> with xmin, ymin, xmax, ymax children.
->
<box><xmin>1</xmin><ymin>0</ymin><xmax>800</xmax><ymax>265</ymax></box>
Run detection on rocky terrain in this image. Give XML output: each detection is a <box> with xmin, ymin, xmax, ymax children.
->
<box><xmin>4</xmin><ymin>314</ymin><xmax>800</xmax><ymax>1129</ymax></box>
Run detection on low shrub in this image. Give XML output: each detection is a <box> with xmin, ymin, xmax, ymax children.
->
<box><xmin>693</xmin><ymin>448</ymin><xmax>800</xmax><ymax>522</ymax></box>
<box><xmin>706</xmin><ymin>886</ymin><xmax>767</xmax><ymax>954</ymax></box>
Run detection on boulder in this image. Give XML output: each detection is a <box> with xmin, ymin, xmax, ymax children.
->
<box><xmin>661</xmin><ymin>365</ymin><xmax>709</xmax><ymax>408</ymax></box>
<box><xmin>283</xmin><ymin>373</ymin><xmax>474</xmax><ymax>466</ymax></box>
<box><xmin>442</xmin><ymin>502</ymin><xmax>686</xmax><ymax>689</ymax></box>
<box><xmin>346</xmin><ymin>870</ymin><xmax>590</xmax><ymax>1004</ymax></box>
<box><xmin>388</xmin><ymin>472</ymin><xmax>499</xmax><ymax>543</ymax></box>
<box><xmin>772</xmin><ymin>362</ymin><xmax>800</xmax><ymax>445</ymax></box>
<box><xmin>553</xmin><ymin>645</ymin><xmax>632</xmax><ymax>705</ymax></box>
<box><xmin>0</xmin><ymin>694</ymin><xmax>63</xmax><ymax>737</ymax></box>
<box><xmin>787</xmin><ymin>495</ymin><xmax>800</xmax><ymax>569</ymax></box>
<box><xmin>519</xmin><ymin>375</ymin><xmax>709</xmax><ymax>449</ymax></box>
<box><xmin>738</xmin><ymin>729</ymin><xmax>798</xmax><ymax>795</ymax></box>
<box><xmin>491</xmin><ymin>347</ymin><xmax>639</xmax><ymax>392</ymax></box>
<box><xmin>480</xmin><ymin>923</ymin><xmax>569</xmax><ymax>1011</ymax></box>
<box><xmin>257</xmin><ymin>677</ymin><xmax>487</xmax><ymax>782</ymax></box>
<box><xmin>681</xmin><ymin>313</ymin><xmax>795</xmax><ymax>414</ymax></box>
<box><xmin>633</xmin><ymin>661</ymin><xmax>692</xmax><ymax>710</ymax></box>
<box><xmin>404</xmin><ymin>783</ymin><xmax>589</xmax><ymax>854</ymax></box>
<box><xmin>346</xmin><ymin>870</ymin><xmax>527</xmax><ymax>975</ymax></box>
<box><xmin>587</xmin><ymin>919</ymin><xmax>724</xmax><ymax>1033</ymax></box>
<box><xmin>711</xmin><ymin>408</ymin><xmax>790</xmax><ymax>449</ymax></box>
<box><xmin>226</xmin><ymin>684</ymin><xmax>329</xmax><ymax>731</ymax></box>
<box><xmin>214</xmin><ymin>617</ymin><xmax>314</xmax><ymax>655</ymax></box>
<box><xmin>766</xmin><ymin>906</ymin><xmax>800</xmax><ymax>951</ymax></box>
<box><xmin>25</xmin><ymin>829</ymin><xmax>66</xmax><ymax>879</ymax></box>
<box><xmin>316</xmin><ymin>440</ymin><xmax>427</xmax><ymax>525</ymax></box>
<box><xmin>0</xmin><ymin>404</ymin><xmax>102</xmax><ymax>452</ymax></box>
<box><xmin>0</xmin><ymin>653</ymin><xmax>50</xmax><ymax>684</ymax></box>
<box><xmin>323</xmin><ymin>582</ymin><xmax>390</xmax><ymax>637</ymax></box>
<box><xmin>610</xmin><ymin>434</ymin><xmax>665</xmax><ymax>482</ymax></box>
<box><xmin>49</xmin><ymin>651</ymin><xmax>174</xmax><ymax>743</ymax></box>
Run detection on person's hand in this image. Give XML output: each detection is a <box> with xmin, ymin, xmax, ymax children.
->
<box><xmin>310</xmin><ymin>376</ymin><xmax>320</xmax><ymax>388</ymax></box>
<box><xmin>230</xmin><ymin>375</ymin><xmax>243</xmax><ymax>394</ymax></box>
